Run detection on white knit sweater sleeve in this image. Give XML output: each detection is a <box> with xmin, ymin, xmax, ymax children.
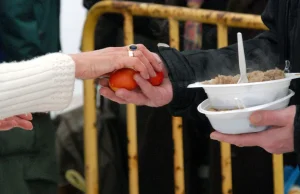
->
<box><xmin>0</xmin><ymin>53</ymin><xmax>75</xmax><ymax>119</ymax></box>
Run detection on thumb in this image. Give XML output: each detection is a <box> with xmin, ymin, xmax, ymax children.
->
<box><xmin>134</xmin><ymin>74</ymin><xmax>156</xmax><ymax>98</ymax></box>
<box><xmin>250</xmin><ymin>106</ymin><xmax>296</xmax><ymax>127</ymax></box>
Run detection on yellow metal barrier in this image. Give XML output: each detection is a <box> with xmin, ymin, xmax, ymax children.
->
<box><xmin>81</xmin><ymin>1</ymin><xmax>283</xmax><ymax>194</ymax></box>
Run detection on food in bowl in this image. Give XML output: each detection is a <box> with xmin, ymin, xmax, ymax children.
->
<box><xmin>188</xmin><ymin>72</ymin><xmax>300</xmax><ymax>110</ymax></box>
<box><xmin>208</xmin><ymin>108</ymin><xmax>240</xmax><ymax>112</ymax></box>
<box><xmin>197</xmin><ymin>89</ymin><xmax>294</xmax><ymax>134</ymax></box>
<box><xmin>202</xmin><ymin>68</ymin><xmax>285</xmax><ymax>85</ymax></box>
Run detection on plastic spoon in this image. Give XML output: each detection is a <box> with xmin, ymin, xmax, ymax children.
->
<box><xmin>237</xmin><ymin>32</ymin><xmax>248</xmax><ymax>83</ymax></box>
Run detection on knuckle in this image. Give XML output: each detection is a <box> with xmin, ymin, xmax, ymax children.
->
<box><xmin>133</xmin><ymin>60</ymin><xmax>144</xmax><ymax>70</ymax></box>
<box><xmin>134</xmin><ymin>50</ymin><xmax>142</xmax><ymax>57</ymax></box>
<box><xmin>106</xmin><ymin>47</ymin><xmax>115</xmax><ymax>52</ymax></box>
<box><xmin>115</xmin><ymin>58</ymin><xmax>124</xmax><ymax>69</ymax></box>
<box><xmin>264</xmin><ymin>142</ymin><xmax>277</xmax><ymax>153</ymax></box>
<box><xmin>137</xmin><ymin>44</ymin><xmax>146</xmax><ymax>51</ymax></box>
<box><xmin>235</xmin><ymin>143</ymin><xmax>244</xmax><ymax>148</ymax></box>
<box><xmin>265</xmin><ymin>147</ymin><xmax>281</xmax><ymax>154</ymax></box>
<box><xmin>264</xmin><ymin>148</ymin><xmax>274</xmax><ymax>154</ymax></box>
<box><xmin>132</xmin><ymin>57</ymin><xmax>139</xmax><ymax>63</ymax></box>
<box><xmin>232</xmin><ymin>140</ymin><xmax>243</xmax><ymax>147</ymax></box>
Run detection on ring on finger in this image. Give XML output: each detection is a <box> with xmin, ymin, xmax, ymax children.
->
<box><xmin>128</xmin><ymin>44</ymin><xmax>138</xmax><ymax>57</ymax></box>
<box><xmin>128</xmin><ymin>50</ymin><xmax>134</xmax><ymax>57</ymax></box>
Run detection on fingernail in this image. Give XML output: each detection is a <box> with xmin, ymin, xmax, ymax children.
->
<box><xmin>158</xmin><ymin>64</ymin><xmax>163</xmax><ymax>71</ymax></box>
<box><xmin>153</xmin><ymin>54</ymin><xmax>163</xmax><ymax>71</ymax></box>
<box><xmin>153</xmin><ymin>53</ymin><xmax>161</xmax><ymax>63</ymax></box>
<box><xmin>250</xmin><ymin>113</ymin><xmax>262</xmax><ymax>124</ymax></box>
<box><xmin>27</xmin><ymin>114</ymin><xmax>33</xmax><ymax>120</ymax></box>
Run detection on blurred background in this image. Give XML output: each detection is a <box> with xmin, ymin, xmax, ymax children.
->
<box><xmin>1</xmin><ymin>0</ymin><xmax>300</xmax><ymax>194</ymax></box>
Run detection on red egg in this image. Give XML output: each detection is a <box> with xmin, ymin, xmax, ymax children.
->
<box><xmin>148</xmin><ymin>71</ymin><xmax>164</xmax><ymax>86</ymax></box>
<box><xmin>109</xmin><ymin>68</ymin><xmax>137</xmax><ymax>92</ymax></box>
<box><xmin>109</xmin><ymin>68</ymin><xmax>164</xmax><ymax>92</ymax></box>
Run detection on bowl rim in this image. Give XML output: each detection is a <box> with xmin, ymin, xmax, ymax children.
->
<box><xmin>188</xmin><ymin>73</ymin><xmax>300</xmax><ymax>88</ymax></box>
<box><xmin>198</xmin><ymin>89</ymin><xmax>295</xmax><ymax>115</ymax></box>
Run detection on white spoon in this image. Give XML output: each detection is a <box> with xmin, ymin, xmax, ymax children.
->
<box><xmin>237</xmin><ymin>32</ymin><xmax>248</xmax><ymax>83</ymax></box>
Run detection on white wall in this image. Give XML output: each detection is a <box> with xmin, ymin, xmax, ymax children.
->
<box><xmin>52</xmin><ymin>0</ymin><xmax>87</xmax><ymax>117</ymax></box>
<box><xmin>60</xmin><ymin>0</ymin><xmax>87</xmax><ymax>54</ymax></box>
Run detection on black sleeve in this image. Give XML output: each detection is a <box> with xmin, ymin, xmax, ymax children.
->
<box><xmin>157</xmin><ymin>0</ymin><xmax>279</xmax><ymax>119</ymax></box>
<box><xmin>294</xmin><ymin>106</ymin><xmax>300</xmax><ymax>154</ymax></box>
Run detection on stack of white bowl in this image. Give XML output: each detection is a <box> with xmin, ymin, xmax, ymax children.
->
<box><xmin>188</xmin><ymin>73</ymin><xmax>300</xmax><ymax>134</ymax></box>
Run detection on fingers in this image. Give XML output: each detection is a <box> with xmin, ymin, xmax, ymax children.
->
<box><xmin>99</xmin><ymin>87</ymin><xmax>127</xmax><ymax>104</ymax></box>
<box><xmin>99</xmin><ymin>78</ymin><xmax>109</xmax><ymax>87</ymax></box>
<box><xmin>133</xmin><ymin>74</ymin><xmax>156</xmax><ymax>99</ymax></box>
<box><xmin>210</xmin><ymin>131</ymin><xmax>266</xmax><ymax>147</ymax></box>
<box><xmin>91</xmin><ymin>44</ymin><xmax>163</xmax><ymax>80</ymax></box>
<box><xmin>111</xmin><ymin>51</ymin><xmax>156</xmax><ymax>78</ymax></box>
<box><xmin>130</xmin><ymin>50</ymin><xmax>156</xmax><ymax>77</ymax></box>
<box><xmin>136</xmin><ymin>44</ymin><xmax>163</xmax><ymax>72</ymax></box>
<box><xmin>115</xmin><ymin>89</ymin><xmax>149</xmax><ymax>106</ymax></box>
<box><xmin>0</xmin><ymin>119</ymin><xmax>16</xmax><ymax>131</ymax></box>
<box><xmin>99</xmin><ymin>74</ymin><xmax>172</xmax><ymax>107</ymax></box>
<box><xmin>14</xmin><ymin>117</ymin><xmax>33</xmax><ymax>130</ymax></box>
<box><xmin>100</xmin><ymin>86</ymin><xmax>149</xmax><ymax>106</ymax></box>
<box><xmin>18</xmin><ymin>113</ymin><xmax>33</xmax><ymax>120</ymax></box>
<box><xmin>115</xmin><ymin>57</ymin><xmax>151</xmax><ymax>79</ymax></box>
<box><xmin>104</xmin><ymin>44</ymin><xmax>163</xmax><ymax>73</ymax></box>
<box><xmin>99</xmin><ymin>75</ymin><xmax>151</xmax><ymax>106</ymax></box>
<box><xmin>250</xmin><ymin>106</ymin><xmax>296</xmax><ymax>127</ymax></box>
<box><xmin>0</xmin><ymin>116</ymin><xmax>33</xmax><ymax>131</ymax></box>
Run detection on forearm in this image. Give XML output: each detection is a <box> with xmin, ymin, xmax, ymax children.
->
<box><xmin>0</xmin><ymin>53</ymin><xmax>75</xmax><ymax>119</ymax></box>
<box><xmin>157</xmin><ymin>0</ymin><xmax>279</xmax><ymax>118</ymax></box>
<box><xmin>158</xmin><ymin>32</ymin><xmax>278</xmax><ymax>117</ymax></box>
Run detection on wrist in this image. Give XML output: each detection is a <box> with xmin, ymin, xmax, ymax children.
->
<box><xmin>69</xmin><ymin>54</ymin><xmax>83</xmax><ymax>79</ymax></box>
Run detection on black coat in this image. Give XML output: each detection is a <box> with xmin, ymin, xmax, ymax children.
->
<box><xmin>157</xmin><ymin>0</ymin><xmax>300</xmax><ymax>155</ymax></box>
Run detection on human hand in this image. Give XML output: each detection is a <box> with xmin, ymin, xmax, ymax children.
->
<box><xmin>70</xmin><ymin>44</ymin><xmax>163</xmax><ymax>80</ymax></box>
<box><xmin>0</xmin><ymin>114</ymin><xmax>33</xmax><ymax>131</ymax></box>
<box><xmin>210</xmin><ymin>105</ymin><xmax>296</xmax><ymax>154</ymax></box>
<box><xmin>99</xmin><ymin>52</ymin><xmax>173</xmax><ymax>107</ymax></box>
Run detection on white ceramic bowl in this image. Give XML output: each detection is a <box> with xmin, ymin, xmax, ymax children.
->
<box><xmin>188</xmin><ymin>73</ymin><xmax>300</xmax><ymax>110</ymax></box>
<box><xmin>197</xmin><ymin>89</ymin><xmax>295</xmax><ymax>134</ymax></box>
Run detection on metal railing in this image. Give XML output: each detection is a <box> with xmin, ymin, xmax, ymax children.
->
<box><xmin>80</xmin><ymin>1</ymin><xmax>283</xmax><ymax>194</ymax></box>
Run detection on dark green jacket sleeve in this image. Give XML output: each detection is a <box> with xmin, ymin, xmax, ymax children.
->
<box><xmin>0</xmin><ymin>0</ymin><xmax>44</xmax><ymax>61</ymax></box>
<box><xmin>157</xmin><ymin>0</ymin><xmax>279</xmax><ymax>119</ymax></box>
